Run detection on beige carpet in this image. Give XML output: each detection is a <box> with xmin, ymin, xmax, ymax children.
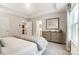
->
<box><xmin>43</xmin><ymin>42</ymin><xmax>70</xmax><ymax>55</ymax></box>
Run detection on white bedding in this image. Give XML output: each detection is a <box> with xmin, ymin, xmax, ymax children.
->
<box><xmin>0</xmin><ymin>37</ymin><xmax>38</xmax><ymax>55</ymax></box>
<box><xmin>15</xmin><ymin>35</ymin><xmax>48</xmax><ymax>50</ymax></box>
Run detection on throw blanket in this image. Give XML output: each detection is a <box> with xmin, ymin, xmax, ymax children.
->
<box><xmin>15</xmin><ymin>35</ymin><xmax>48</xmax><ymax>50</ymax></box>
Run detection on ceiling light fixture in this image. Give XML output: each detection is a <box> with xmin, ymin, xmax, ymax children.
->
<box><xmin>25</xmin><ymin>3</ymin><xmax>31</xmax><ymax>7</ymax></box>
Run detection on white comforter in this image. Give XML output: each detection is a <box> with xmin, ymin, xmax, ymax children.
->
<box><xmin>0</xmin><ymin>37</ymin><xmax>38</xmax><ymax>55</ymax></box>
<box><xmin>15</xmin><ymin>35</ymin><xmax>48</xmax><ymax>50</ymax></box>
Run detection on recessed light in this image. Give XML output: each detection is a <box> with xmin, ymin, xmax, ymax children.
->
<box><xmin>25</xmin><ymin>3</ymin><xmax>31</xmax><ymax>7</ymax></box>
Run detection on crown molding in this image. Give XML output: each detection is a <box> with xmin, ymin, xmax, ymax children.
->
<box><xmin>29</xmin><ymin>8</ymin><xmax>66</xmax><ymax>19</ymax></box>
<box><xmin>0</xmin><ymin>4</ymin><xmax>66</xmax><ymax>19</ymax></box>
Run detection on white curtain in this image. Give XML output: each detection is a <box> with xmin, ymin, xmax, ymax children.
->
<box><xmin>66</xmin><ymin>4</ymin><xmax>79</xmax><ymax>51</ymax></box>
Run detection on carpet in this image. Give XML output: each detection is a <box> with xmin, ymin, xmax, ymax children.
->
<box><xmin>43</xmin><ymin>42</ymin><xmax>70</xmax><ymax>55</ymax></box>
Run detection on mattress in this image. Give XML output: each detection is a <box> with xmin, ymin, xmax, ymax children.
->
<box><xmin>0</xmin><ymin>37</ymin><xmax>38</xmax><ymax>55</ymax></box>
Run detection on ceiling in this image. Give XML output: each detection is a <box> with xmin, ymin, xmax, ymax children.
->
<box><xmin>0</xmin><ymin>3</ymin><xmax>66</xmax><ymax>18</ymax></box>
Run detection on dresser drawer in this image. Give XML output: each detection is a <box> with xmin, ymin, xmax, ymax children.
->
<box><xmin>42</xmin><ymin>31</ymin><xmax>63</xmax><ymax>43</ymax></box>
<box><xmin>43</xmin><ymin>36</ymin><xmax>50</xmax><ymax>41</ymax></box>
<box><xmin>42</xmin><ymin>31</ymin><xmax>50</xmax><ymax>41</ymax></box>
<box><xmin>50</xmin><ymin>32</ymin><xmax>63</xmax><ymax>43</ymax></box>
<box><xmin>51</xmin><ymin>32</ymin><xmax>61</xmax><ymax>35</ymax></box>
<box><xmin>50</xmin><ymin>36</ymin><xmax>63</xmax><ymax>43</ymax></box>
<box><xmin>51</xmin><ymin>34</ymin><xmax>62</xmax><ymax>39</ymax></box>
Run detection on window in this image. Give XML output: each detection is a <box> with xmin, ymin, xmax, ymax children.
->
<box><xmin>70</xmin><ymin>4</ymin><xmax>78</xmax><ymax>43</ymax></box>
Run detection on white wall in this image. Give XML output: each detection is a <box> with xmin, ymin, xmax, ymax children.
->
<box><xmin>0</xmin><ymin>9</ymin><xmax>27</xmax><ymax>37</ymax></box>
<box><xmin>30</xmin><ymin>12</ymin><xmax>67</xmax><ymax>43</ymax></box>
<box><xmin>9</xmin><ymin>15</ymin><xmax>27</xmax><ymax>36</ymax></box>
<box><xmin>0</xmin><ymin>12</ymin><xmax>10</xmax><ymax>37</ymax></box>
<box><xmin>0</xmin><ymin>6</ymin><xmax>67</xmax><ymax>44</ymax></box>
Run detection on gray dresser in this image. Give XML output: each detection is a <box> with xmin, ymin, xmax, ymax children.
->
<box><xmin>42</xmin><ymin>31</ymin><xmax>64</xmax><ymax>44</ymax></box>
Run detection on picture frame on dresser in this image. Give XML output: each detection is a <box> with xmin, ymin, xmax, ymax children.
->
<box><xmin>46</xmin><ymin>17</ymin><xmax>59</xmax><ymax>30</ymax></box>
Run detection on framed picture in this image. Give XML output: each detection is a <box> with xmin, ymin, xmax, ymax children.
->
<box><xmin>46</xmin><ymin>17</ymin><xmax>59</xmax><ymax>30</ymax></box>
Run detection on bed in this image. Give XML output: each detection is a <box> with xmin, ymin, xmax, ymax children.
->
<box><xmin>0</xmin><ymin>36</ymin><xmax>48</xmax><ymax>55</ymax></box>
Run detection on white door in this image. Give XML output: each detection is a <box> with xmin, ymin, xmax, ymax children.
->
<box><xmin>27</xmin><ymin>22</ymin><xmax>33</xmax><ymax>36</ymax></box>
<box><xmin>36</xmin><ymin>20</ymin><xmax>42</xmax><ymax>36</ymax></box>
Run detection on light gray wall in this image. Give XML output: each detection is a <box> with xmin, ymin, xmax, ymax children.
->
<box><xmin>30</xmin><ymin>12</ymin><xmax>67</xmax><ymax>43</ymax></box>
<box><xmin>0</xmin><ymin>12</ymin><xmax>10</xmax><ymax>37</ymax></box>
<box><xmin>9</xmin><ymin>15</ymin><xmax>27</xmax><ymax>36</ymax></box>
<box><xmin>0</xmin><ymin>6</ymin><xmax>67</xmax><ymax>44</ymax></box>
<box><xmin>0</xmin><ymin>10</ymin><xmax>27</xmax><ymax>37</ymax></box>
